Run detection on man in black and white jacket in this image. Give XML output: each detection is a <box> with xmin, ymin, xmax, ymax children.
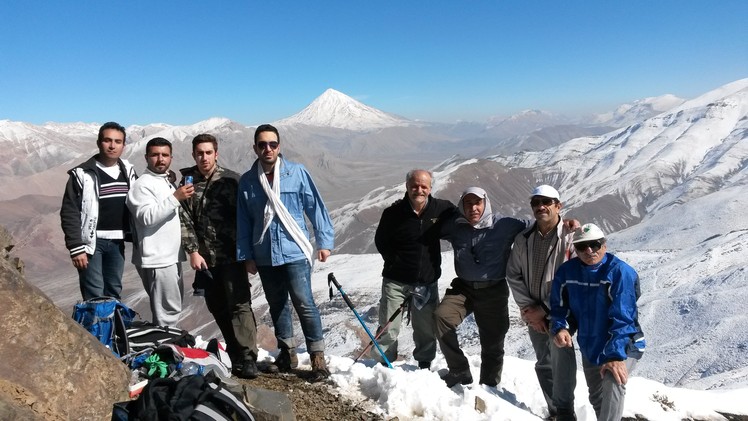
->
<box><xmin>60</xmin><ymin>121</ymin><xmax>137</xmax><ymax>300</ymax></box>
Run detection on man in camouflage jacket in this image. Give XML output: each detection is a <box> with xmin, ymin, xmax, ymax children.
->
<box><xmin>179</xmin><ymin>133</ymin><xmax>259</xmax><ymax>379</ymax></box>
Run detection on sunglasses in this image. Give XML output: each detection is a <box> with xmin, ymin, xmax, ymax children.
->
<box><xmin>530</xmin><ymin>197</ymin><xmax>556</xmax><ymax>207</ymax></box>
<box><xmin>574</xmin><ymin>240</ymin><xmax>604</xmax><ymax>252</ymax></box>
<box><xmin>256</xmin><ymin>141</ymin><xmax>279</xmax><ymax>150</ymax></box>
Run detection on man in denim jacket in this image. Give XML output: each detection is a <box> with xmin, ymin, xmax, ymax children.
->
<box><xmin>237</xmin><ymin>124</ymin><xmax>334</xmax><ymax>381</ymax></box>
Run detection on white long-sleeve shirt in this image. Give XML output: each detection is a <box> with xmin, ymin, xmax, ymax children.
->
<box><xmin>126</xmin><ymin>169</ymin><xmax>184</xmax><ymax>268</ymax></box>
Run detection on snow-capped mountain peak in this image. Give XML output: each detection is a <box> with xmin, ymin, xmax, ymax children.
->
<box><xmin>274</xmin><ymin>88</ymin><xmax>411</xmax><ymax>131</ymax></box>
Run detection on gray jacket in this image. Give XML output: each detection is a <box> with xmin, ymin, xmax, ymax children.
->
<box><xmin>506</xmin><ymin>220</ymin><xmax>575</xmax><ymax>310</ymax></box>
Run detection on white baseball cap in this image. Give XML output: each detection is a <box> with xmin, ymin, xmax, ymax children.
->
<box><xmin>573</xmin><ymin>223</ymin><xmax>606</xmax><ymax>243</ymax></box>
<box><xmin>530</xmin><ymin>185</ymin><xmax>560</xmax><ymax>200</ymax></box>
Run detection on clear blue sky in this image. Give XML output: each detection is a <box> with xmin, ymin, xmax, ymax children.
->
<box><xmin>1</xmin><ymin>1</ymin><xmax>746</xmax><ymax>126</ymax></box>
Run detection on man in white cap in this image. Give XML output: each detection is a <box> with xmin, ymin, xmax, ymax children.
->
<box><xmin>506</xmin><ymin>185</ymin><xmax>577</xmax><ymax>419</ymax></box>
<box><xmin>550</xmin><ymin>223</ymin><xmax>646</xmax><ymax>421</ymax></box>
<box><xmin>434</xmin><ymin>187</ymin><xmax>532</xmax><ymax>387</ymax></box>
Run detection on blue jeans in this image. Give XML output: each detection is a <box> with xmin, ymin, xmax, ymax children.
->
<box><xmin>257</xmin><ymin>259</ymin><xmax>325</xmax><ymax>352</ymax></box>
<box><xmin>78</xmin><ymin>238</ymin><xmax>125</xmax><ymax>300</ymax></box>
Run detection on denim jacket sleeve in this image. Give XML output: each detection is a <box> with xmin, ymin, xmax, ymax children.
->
<box><xmin>300</xmin><ymin>166</ymin><xmax>334</xmax><ymax>250</ymax></box>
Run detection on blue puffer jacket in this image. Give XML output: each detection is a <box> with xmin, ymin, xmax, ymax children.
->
<box><xmin>550</xmin><ymin>253</ymin><xmax>645</xmax><ymax>366</ymax></box>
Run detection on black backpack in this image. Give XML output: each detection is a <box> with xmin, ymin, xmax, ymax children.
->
<box><xmin>126</xmin><ymin>321</ymin><xmax>196</xmax><ymax>353</ymax></box>
<box><xmin>115</xmin><ymin>373</ymin><xmax>255</xmax><ymax>421</ymax></box>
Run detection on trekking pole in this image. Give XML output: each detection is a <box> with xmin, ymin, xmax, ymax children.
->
<box><xmin>353</xmin><ymin>295</ymin><xmax>411</xmax><ymax>363</ymax></box>
<box><xmin>327</xmin><ymin>273</ymin><xmax>393</xmax><ymax>369</ymax></box>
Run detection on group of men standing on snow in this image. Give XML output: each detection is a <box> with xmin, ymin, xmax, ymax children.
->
<box><xmin>370</xmin><ymin>170</ymin><xmax>645</xmax><ymax>421</ymax></box>
<box><xmin>60</xmin><ymin>121</ymin><xmax>645</xmax><ymax>420</ymax></box>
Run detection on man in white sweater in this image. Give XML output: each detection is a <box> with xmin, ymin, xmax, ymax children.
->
<box><xmin>127</xmin><ymin>137</ymin><xmax>194</xmax><ymax>326</ymax></box>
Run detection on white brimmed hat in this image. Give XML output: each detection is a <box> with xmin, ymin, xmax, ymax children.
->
<box><xmin>530</xmin><ymin>185</ymin><xmax>560</xmax><ymax>200</ymax></box>
<box><xmin>573</xmin><ymin>223</ymin><xmax>606</xmax><ymax>243</ymax></box>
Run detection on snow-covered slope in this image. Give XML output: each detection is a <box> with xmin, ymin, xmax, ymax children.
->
<box><xmin>0</xmin><ymin>120</ymin><xmax>92</xmax><ymax>176</ymax></box>
<box><xmin>490</xmin><ymin>78</ymin><xmax>748</xmax><ymax>232</ymax></box>
<box><xmin>593</xmin><ymin>93</ymin><xmax>686</xmax><ymax>128</ymax></box>
<box><xmin>274</xmin><ymin>88</ymin><xmax>412</xmax><ymax>131</ymax></box>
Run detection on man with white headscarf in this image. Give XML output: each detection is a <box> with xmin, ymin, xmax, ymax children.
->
<box><xmin>434</xmin><ymin>187</ymin><xmax>532</xmax><ymax>388</ymax></box>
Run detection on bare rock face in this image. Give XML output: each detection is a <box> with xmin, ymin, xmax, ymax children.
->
<box><xmin>0</xmin><ymin>227</ymin><xmax>130</xmax><ymax>420</ymax></box>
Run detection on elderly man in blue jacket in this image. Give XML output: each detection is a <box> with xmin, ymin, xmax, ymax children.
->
<box><xmin>551</xmin><ymin>223</ymin><xmax>646</xmax><ymax>421</ymax></box>
<box><xmin>237</xmin><ymin>124</ymin><xmax>335</xmax><ymax>381</ymax></box>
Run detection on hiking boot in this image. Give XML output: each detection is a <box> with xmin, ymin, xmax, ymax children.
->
<box><xmin>236</xmin><ymin>359</ymin><xmax>259</xmax><ymax>379</ymax></box>
<box><xmin>418</xmin><ymin>361</ymin><xmax>431</xmax><ymax>370</ymax></box>
<box><xmin>479</xmin><ymin>364</ymin><xmax>501</xmax><ymax>387</ymax></box>
<box><xmin>554</xmin><ymin>407</ymin><xmax>577</xmax><ymax>421</ymax></box>
<box><xmin>310</xmin><ymin>351</ymin><xmax>330</xmax><ymax>381</ymax></box>
<box><xmin>266</xmin><ymin>347</ymin><xmax>299</xmax><ymax>374</ymax></box>
<box><xmin>441</xmin><ymin>369</ymin><xmax>473</xmax><ymax>387</ymax></box>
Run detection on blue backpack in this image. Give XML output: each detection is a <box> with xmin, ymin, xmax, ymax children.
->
<box><xmin>72</xmin><ymin>297</ymin><xmax>136</xmax><ymax>357</ymax></box>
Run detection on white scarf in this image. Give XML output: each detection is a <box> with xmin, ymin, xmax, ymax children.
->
<box><xmin>256</xmin><ymin>158</ymin><xmax>314</xmax><ymax>266</ymax></box>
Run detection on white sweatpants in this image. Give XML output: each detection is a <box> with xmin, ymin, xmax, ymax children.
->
<box><xmin>137</xmin><ymin>263</ymin><xmax>184</xmax><ymax>327</ymax></box>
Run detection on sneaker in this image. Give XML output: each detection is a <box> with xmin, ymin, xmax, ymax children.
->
<box><xmin>418</xmin><ymin>361</ymin><xmax>431</xmax><ymax>370</ymax></box>
<box><xmin>441</xmin><ymin>369</ymin><xmax>473</xmax><ymax>387</ymax></box>
<box><xmin>236</xmin><ymin>359</ymin><xmax>259</xmax><ymax>379</ymax></box>
<box><xmin>267</xmin><ymin>347</ymin><xmax>298</xmax><ymax>373</ymax></box>
<box><xmin>310</xmin><ymin>351</ymin><xmax>330</xmax><ymax>381</ymax></box>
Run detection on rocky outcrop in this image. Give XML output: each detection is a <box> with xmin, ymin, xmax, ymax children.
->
<box><xmin>0</xmin><ymin>227</ymin><xmax>130</xmax><ymax>420</ymax></box>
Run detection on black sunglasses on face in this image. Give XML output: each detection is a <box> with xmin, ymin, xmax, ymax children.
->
<box><xmin>257</xmin><ymin>141</ymin><xmax>279</xmax><ymax>150</ymax></box>
<box><xmin>574</xmin><ymin>240</ymin><xmax>604</xmax><ymax>252</ymax></box>
<box><xmin>530</xmin><ymin>197</ymin><xmax>556</xmax><ymax>207</ymax></box>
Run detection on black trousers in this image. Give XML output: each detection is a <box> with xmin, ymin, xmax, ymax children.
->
<box><xmin>433</xmin><ymin>278</ymin><xmax>510</xmax><ymax>383</ymax></box>
<box><xmin>198</xmin><ymin>262</ymin><xmax>258</xmax><ymax>365</ymax></box>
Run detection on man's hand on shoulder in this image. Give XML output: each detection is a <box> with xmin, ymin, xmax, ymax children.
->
<box><xmin>562</xmin><ymin>218</ymin><xmax>581</xmax><ymax>233</ymax></box>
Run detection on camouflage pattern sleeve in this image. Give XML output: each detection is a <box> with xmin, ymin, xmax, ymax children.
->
<box><xmin>179</xmin><ymin>189</ymin><xmax>200</xmax><ymax>254</ymax></box>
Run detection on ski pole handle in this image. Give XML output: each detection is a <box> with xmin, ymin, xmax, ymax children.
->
<box><xmin>328</xmin><ymin>273</ymin><xmax>355</xmax><ymax>308</ymax></box>
<box><xmin>328</xmin><ymin>272</ymin><xmax>342</xmax><ymax>289</ymax></box>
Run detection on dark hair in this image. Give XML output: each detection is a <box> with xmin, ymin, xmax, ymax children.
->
<box><xmin>254</xmin><ymin>124</ymin><xmax>280</xmax><ymax>144</ymax></box>
<box><xmin>192</xmin><ymin>133</ymin><xmax>218</xmax><ymax>152</ymax></box>
<box><xmin>97</xmin><ymin>121</ymin><xmax>126</xmax><ymax>146</ymax></box>
<box><xmin>146</xmin><ymin>137</ymin><xmax>172</xmax><ymax>154</ymax></box>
